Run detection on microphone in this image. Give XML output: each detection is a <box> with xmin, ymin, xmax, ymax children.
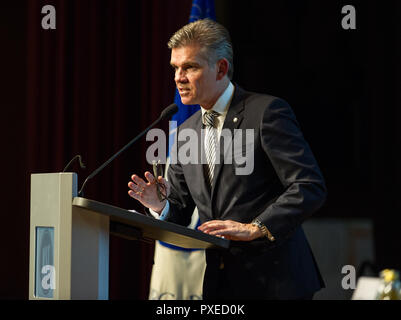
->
<box><xmin>78</xmin><ymin>103</ymin><xmax>178</xmax><ymax>197</ymax></box>
<box><xmin>160</xmin><ymin>103</ymin><xmax>179</xmax><ymax>120</ymax></box>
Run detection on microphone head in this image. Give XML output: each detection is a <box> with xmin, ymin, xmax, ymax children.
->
<box><xmin>160</xmin><ymin>103</ymin><xmax>178</xmax><ymax>120</ymax></box>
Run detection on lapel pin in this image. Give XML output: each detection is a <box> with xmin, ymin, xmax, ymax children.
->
<box><xmin>233</xmin><ymin>117</ymin><xmax>238</xmax><ymax>123</ymax></box>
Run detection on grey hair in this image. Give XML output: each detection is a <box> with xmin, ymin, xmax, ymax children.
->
<box><xmin>168</xmin><ymin>19</ymin><xmax>234</xmax><ymax>80</ymax></box>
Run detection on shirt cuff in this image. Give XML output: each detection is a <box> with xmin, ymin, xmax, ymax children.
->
<box><xmin>149</xmin><ymin>201</ymin><xmax>170</xmax><ymax>220</ymax></box>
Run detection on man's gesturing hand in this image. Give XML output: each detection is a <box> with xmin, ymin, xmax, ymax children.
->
<box><xmin>198</xmin><ymin>220</ymin><xmax>263</xmax><ymax>241</ymax></box>
<box><xmin>128</xmin><ymin>171</ymin><xmax>170</xmax><ymax>214</ymax></box>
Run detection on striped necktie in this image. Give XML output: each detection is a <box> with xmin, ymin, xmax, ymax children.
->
<box><xmin>203</xmin><ymin>111</ymin><xmax>220</xmax><ymax>186</ymax></box>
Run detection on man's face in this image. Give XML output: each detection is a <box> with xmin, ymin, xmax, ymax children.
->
<box><xmin>170</xmin><ymin>44</ymin><xmax>219</xmax><ymax>109</ymax></box>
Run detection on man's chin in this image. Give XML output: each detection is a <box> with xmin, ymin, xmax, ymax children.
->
<box><xmin>180</xmin><ymin>97</ymin><xmax>195</xmax><ymax>105</ymax></box>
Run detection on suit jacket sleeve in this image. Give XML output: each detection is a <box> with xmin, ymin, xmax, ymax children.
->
<box><xmin>257</xmin><ymin>98</ymin><xmax>327</xmax><ymax>243</ymax></box>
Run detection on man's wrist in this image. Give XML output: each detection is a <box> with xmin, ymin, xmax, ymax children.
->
<box><xmin>251</xmin><ymin>219</ymin><xmax>275</xmax><ymax>242</ymax></box>
<box><xmin>151</xmin><ymin>200</ymin><xmax>167</xmax><ymax>214</ymax></box>
<box><xmin>249</xmin><ymin>224</ymin><xmax>264</xmax><ymax>240</ymax></box>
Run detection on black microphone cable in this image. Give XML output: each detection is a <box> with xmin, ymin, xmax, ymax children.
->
<box><xmin>63</xmin><ymin>155</ymin><xmax>86</xmax><ymax>173</ymax></box>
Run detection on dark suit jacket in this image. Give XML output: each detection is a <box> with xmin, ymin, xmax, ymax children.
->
<box><xmin>165</xmin><ymin>85</ymin><xmax>327</xmax><ymax>299</ymax></box>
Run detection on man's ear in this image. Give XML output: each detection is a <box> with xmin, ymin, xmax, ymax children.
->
<box><xmin>216</xmin><ymin>58</ymin><xmax>229</xmax><ymax>80</ymax></box>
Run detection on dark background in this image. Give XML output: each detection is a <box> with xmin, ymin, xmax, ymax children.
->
<box><xmin>1</xmin><ymin>0</ymin><xmax>400</xmax><ymax>299</ymax></box>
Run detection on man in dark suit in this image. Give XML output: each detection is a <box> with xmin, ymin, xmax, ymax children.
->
<box><xmin>128</xmin><ymin>19</ymin><xmax>327</xmax><ymax>300</ymax></box>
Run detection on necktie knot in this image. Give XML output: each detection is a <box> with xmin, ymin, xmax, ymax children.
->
<box><xmin>203</xmin><ymin>111</ymin><xmax>219</xmax><ymax>128</ymax></box>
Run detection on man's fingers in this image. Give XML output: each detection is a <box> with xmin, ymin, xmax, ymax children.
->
<box><xmin>199</xmin><ymin>225</ymin><xmax>234</xmax><ymax>240</ymax></box>
<box><xmin>128</xmin><ymin>173</ymin><xmax>166</xmax><ymax>212</ymax></box>
<box><xmin>131</xmin><ymin>174</ymin><xmax>147</xmax><ymax>189</ymax></box>
<box><xmin>128</xmin><ymin>190</ymin><xmax>142</xmax><ymax>199</ymax></box>
<box><xmin>207</xmin><ymin>228</ymin><xmax>234</xmax><ymax>236</ymax></box>
<box><xmin>128</xmin><ymin>182</ymin><xmax>142</xmax><ymax>193</ymax></box>
<box><xmin>151</xmin><ymin>176</ymin><xmax>169</xmax><ymax>197</ymax></box>
<box><xmin>199</xmin><ymin>220</ymin><xmax>220</xmax><ymax>229</ymax></box>
<box><xmin>199</xmin><ymin>220</ymin><xmax>230</xmax><ymax>231</ymax></box>
<box><xmin>198</xmin><ymin>220</ymin><xmax>249</xmax><ymax>241</ymax></box>
<box><xmin>145</xmin><ymin>171</ymin><xmax>156</xmax><ymax>184</ymax></box>
<box><xmin>198</xmin><ymin>223</ymin><xmax>230</xmax><ymax>235</ymax></box>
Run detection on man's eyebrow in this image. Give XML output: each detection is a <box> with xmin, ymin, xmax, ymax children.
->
<box><xmin>170</xmin><ymin>61</ymin><xmax>201</xmax><ymax>68</ymax></box>
<box><xmin>184</xmin><ymin>61</ymin><xmax>200</xmax><ymax>66</ymax></box>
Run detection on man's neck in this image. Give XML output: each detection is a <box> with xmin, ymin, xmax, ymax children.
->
<box><xmin>201</xmin><ymin>81</ymin><xmax>234</xmax><ymax>116</ymax></box>
<box><xmin>201</xmin><ymin>79</ymin><xmax>230</xmax><ymax>110</ymax></box>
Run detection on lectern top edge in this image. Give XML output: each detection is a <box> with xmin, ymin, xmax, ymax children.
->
<box><xmin>72</xmin><ymin>197</ymin><xmax>230</xmax><ymax>250</ymax></box>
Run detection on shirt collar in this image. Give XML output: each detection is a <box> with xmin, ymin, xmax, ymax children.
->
<box><xmin>200</xmin><ymin>82</ymin><xmax>234</xmax><ymax>117</ymax></box>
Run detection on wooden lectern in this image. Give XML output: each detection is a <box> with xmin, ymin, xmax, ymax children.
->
<box><xmin>29</xmin><ymin>173</ymin><xmax>229</xmax><ymax>300</ymax></box>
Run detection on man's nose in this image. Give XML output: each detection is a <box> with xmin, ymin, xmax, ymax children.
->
<box><xmin>175</xmin><ymin>69</ymin><xmax>187</xmax><ymax>83</ymax></box>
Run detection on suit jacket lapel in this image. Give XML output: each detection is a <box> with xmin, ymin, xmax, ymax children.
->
<box><xmin>211</xmin><ymin>85</ymin><xmax>246</xmax><ymax>205</ymax></box>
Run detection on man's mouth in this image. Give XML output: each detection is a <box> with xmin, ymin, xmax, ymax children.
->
<box><xmin>179</xmin><ymin>88</ymin><xmax>190</xmax><ymax>95</ymax></box>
